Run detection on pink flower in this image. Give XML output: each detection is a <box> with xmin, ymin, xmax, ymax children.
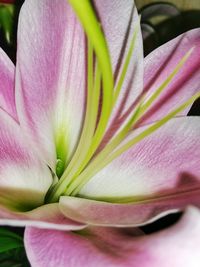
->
<box><xmin>0</xmin><ymin>0</ymin><xmax>200</xmax><ymax>265</ymax></box>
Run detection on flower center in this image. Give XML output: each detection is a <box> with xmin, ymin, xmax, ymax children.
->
<box><xmin>45</xmin><ymin>0</ymin><xmax>200</xmax><ymax>204</ymax></box>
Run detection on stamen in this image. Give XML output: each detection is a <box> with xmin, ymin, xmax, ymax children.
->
<box><xmin>68</xmin><ymin>0</ymin><xmax>114</xmax><ymax>159</ymax></box>
<box><xmin>67</xmin><ymin>47</ymin><xmax>194</xmax><ymax>181</ymax></box>
<box><xmin>113</xmin><ymin>24</ymin><xmax>139</xmax><ymax>104</ymax></box>
<box><xmin>58</xmin><ymin>22</ymin><xmax>142</xmax><ymax>197</ymax></box>
<box><xmin>60</xmin><ymin>40</ymin><xmax>98</xmax><ymax>179</ymax></box>
<box><xmin>60</xmin><ymin>62</ymin><xmax>101</xmax><ymax>193</ymax></box>
<box><xmin>77</xmin><ymin>20</ymin><xmax>142</xmax><ymax>171</ymax></box>
<box><xmin>46</xmin><ymin>1</ymin><xmax>198</xmax><ymax>203</ymax></box>
<box><xmin>61</xmin><ymin>23</ymin><xmax>139</xmax><ymax>196</ymax></box>
<box><xmin>137</xmin><ymin>47</ymin><xmax>194</xmax><ymax>119</ymax></box>
<box><xmin>67</xmin><ymin>91</ymin><xmax>200</xmax><ymax>196</ymax></box>
<box><xmin>47</xmin><ymin>0</ymin><xmax>115</xmax><ymax>203</ymax></box>
<box><xmin>46</xmin><ymin>42</ymin><xmax>101</xmax><ymax>203</ymax></box>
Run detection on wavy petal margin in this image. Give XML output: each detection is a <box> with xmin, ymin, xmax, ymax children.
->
<box><xmin>25</xmin><ymin>207</ymin><xmax>200</xmax><ymax>267</ymax></box>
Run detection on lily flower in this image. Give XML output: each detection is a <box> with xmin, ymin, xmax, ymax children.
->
<box><xmin>0</xmin><ymin>0</ymin><xmax>200</xmax><ymax>264</ymax></box>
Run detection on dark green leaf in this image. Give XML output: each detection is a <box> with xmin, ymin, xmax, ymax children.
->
<box><xmin>0</xmin><ymin>228</ymin><xmax>23</xmax><ymax>253</ymax></box>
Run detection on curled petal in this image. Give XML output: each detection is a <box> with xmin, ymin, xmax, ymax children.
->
<box><xmin>59</xmin><ymin>190</ymin><xmax>200</xmax><ymax>227</ymax></box>
<box><xmin>0</xmin><ymin>203</ymin><xmax>85</xmax><ymax>231</ymax></box>
<box><xmin>25</xmin><ymin>207</ymin><xmax>200</xmax><ymax>267</ymax></box>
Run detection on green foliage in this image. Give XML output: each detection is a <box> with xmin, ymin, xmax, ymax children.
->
<box><xmin>0</xmin><ymin>4</ymin><xmax>14</xmax><ymax>44</ymax></box>
<box><xmin>0</xmin><ymin>228</ymin><xmax>23</xmax><ymax>253</ymax></box>
<box><xmin>0</xmin><ymin>228</ymin><xmax>30</xmax><ymax>267</ymax></box>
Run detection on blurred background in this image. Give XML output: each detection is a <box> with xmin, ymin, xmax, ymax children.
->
<box><xmin>136</xmin><ymin>0</ymin><xmax>200</xmax><ymax>10</ymax></box>
<box><xmin>136</xmin><ymin>0</ymin><xmax>200</xmax><ymax>55</ymax></box>
<box><xmin>0</xmin><ymin>1</ymin><xmax>199</xmax><ymax>266</ymax></box>
<box><xmin>1</xmin><ymin>0</ymin><xmax>200</xmax><ymax>58</ymax></box>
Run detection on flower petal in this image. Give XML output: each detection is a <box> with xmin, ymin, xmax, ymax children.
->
<box><xmin>94</xmin><ymin>0</ymin><xmax>143</xmax><ymax>108</ymax></box>
<box><xmin>24</xmin><ymin>207</ymin><xmax>200</xmax><ymax>267</ymax></box>
<box><xmin>0</xmin><ymin>109</ymin><xmax>52</xmax><ymax>210</ymax></box>
<box><xmin>0</xmin><ymin>203</ymin><xmax>85</xmax><ymax>231</ymax></box>
<box><xmin>15</xmin><ymin>0</ymin><xmax>86</xmax><ymax>168</ymax></box>
<box><xmin>141</xmin><ymin>28</ymin><xmax>200</xmax><ymax>124</ymax></box>
<box><xmin>93</xmin><ymin>0</ymin><xmax>143</xmax><ymax>143</ymax></box>
<box><xmin>59</xmin><ymin>117</ymin><xmax>200</xmax><ymax>226</ymax></box>
<box><xmin>0</xmin><ymin>48</ymin><xmax>16</xmax><ymax>120</ymax></box>
<box><xmin>80</xmin><ymin>117</ymin><xmax>200</xmax><ymax>199</ymax></box>
<box><xmin>59</xmin><ymin>190</ymin><xmax>200</xmax><ymax>227</ymax></box>
<box><xmin>16</xmin><ymin>0</ymin><xmax>144</xmax><ymax>169</ymax></box>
